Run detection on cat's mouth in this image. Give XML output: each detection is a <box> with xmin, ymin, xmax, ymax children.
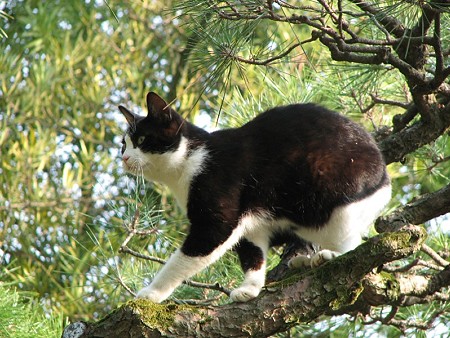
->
<box><xmin>123</xmin><ymin>160</ymin><xmax>148</xmax><ymax>175</ymax></box>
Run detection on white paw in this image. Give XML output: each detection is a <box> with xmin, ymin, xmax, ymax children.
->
<box><xmin>230</xmin><ymin>286</ymin><xmax>261</xmax><ymax>302</ymax></box>
<box><xmin>136</xmin><ymin>286</ymin><xmax>166</xmax><ymax>303</ymax></box>
<box><xmin>310</xmin><ymin>249</ymin><xmax>339</xmax><ymax>267</ymax></box>
<box><xmin>288</xmin><ymin>254</ymin><xmax>312</xmax><ymax>269</ymax></box>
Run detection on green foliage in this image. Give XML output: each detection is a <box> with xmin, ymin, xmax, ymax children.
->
<box><xmin>0</xmin><ymin>0</ymin><xmax>200</xmax><ymax>321</ymax></box>
<box><xmin>0</xmin><ymin>284</ymin><xmax>64</xmax><ymax>338</ymax></box>
<box><xmin>1</xmin><ymin>0</ymin><xmax>450</xmax><ymax>337</ymax></box>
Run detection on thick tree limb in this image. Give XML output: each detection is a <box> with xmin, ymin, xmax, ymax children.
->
<box><xmin>376</xmin><ymin>183</ymin><xmax>450</xmax><ymax>233</ymax></box>
<box><xmin>63</xmin><ymin>226</ymin><xmax>426</xmax><ymax>338</ymax></box>
<box><xmin>347</xmin><ymin>0</ymin><xmax>405</xmax><ymax>39</ymax></box>
<box><xmin>379</xmin><ymin>102</ymin><xmax>450</xmax><ymax>164</ymax></box>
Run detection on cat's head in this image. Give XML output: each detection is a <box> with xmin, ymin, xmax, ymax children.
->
<box><xmin>118</xmin><ymin>92</ymin><xmax>185</xmax><ymax>178</ymax></box>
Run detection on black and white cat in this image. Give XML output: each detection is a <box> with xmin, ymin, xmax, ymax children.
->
<box><xmin>118</xmin><ymin>92</ymin><xmax>391</xmax><ymax>303</ymax></box>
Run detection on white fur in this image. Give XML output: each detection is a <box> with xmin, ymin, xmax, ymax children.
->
<box><xmin>293</xmin><ymin>184</ymin><xmax>391</xmax><ymax>252</ymax></box>
<box><xmin>123</xmin><ymin>135</ymin><xmax>208</xmax><ymax>210</ymax></box>
<box><xmin>230</xmin><ymin>268</ymin><xmax>267</xmax><ymax>302</ymax></box>
<box><xmin>288</xmin><ymin>184</ymin><xmax>392</xmax><ymax>268</ymax></box>
<box><xmin>137</xmin><ymin>218</ymin><xmax>250</xmax><ymax>302</ymax></box>
<box><xmin>230</xmin><ymin>218</ymin><xmax>272</xmax><ymax>302</ymax></box>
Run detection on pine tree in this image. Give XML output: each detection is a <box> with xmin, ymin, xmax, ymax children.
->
<box><xmin>1</xmin><ymin>1</ymin><xmax>450</xmax><ymax>337</ymax></box>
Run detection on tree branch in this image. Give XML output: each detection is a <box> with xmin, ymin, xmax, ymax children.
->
<box><xmin>63</xmin><ymin>226</ymin><xmax>426</xmax><ymax>338</ymax></box>
<box><xmin>379</xmin><ymin>101</ymin><xmax>450</xmax><ymax>164</ymax></box>
<box><xmin>375</xmin><ymin>183</ymin><xmax>450</xmax><ymax>233</ymax></box>
<box><xmin>346</xmin><ymin>0</ymin><xmax>406</xmax><ymax>38</ymax></box>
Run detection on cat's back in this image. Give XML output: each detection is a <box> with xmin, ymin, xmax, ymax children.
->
<box><xmin>242</xmin><ymin>103</ymin><xmax>371</xmax><ymax>143</ymax></box>
<box><xmin>236</xmin><ymin>103</ymin><xmax>382</xmax><ymax>162</ymax></box>
<box><xmin>203</xmin><ymin>103</ymin><xmax>388</xmax><ymax>202</ymax></box>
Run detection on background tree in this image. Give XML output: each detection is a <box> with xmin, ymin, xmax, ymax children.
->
<box><xmin>1</xmin><ymin>1</ymin><xmax>450</xmax><ymax>337</ymax></box>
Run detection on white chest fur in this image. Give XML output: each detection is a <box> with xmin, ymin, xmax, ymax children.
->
<box><xmin>123</xmin><ymin>135</ymin><xmax>209</xmax><ymax>210</ymax></box>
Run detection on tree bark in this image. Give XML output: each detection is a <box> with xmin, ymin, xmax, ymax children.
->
<box><xmin>63</xmin><ymin>226</ymin><xmax>427</xmax><ymax>338</ymax></box>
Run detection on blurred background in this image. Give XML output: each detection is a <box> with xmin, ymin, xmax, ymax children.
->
<box><xmin>1</xmin><ymin>1</ymin><xmax>449</xmax><ymax>337</ymax></box>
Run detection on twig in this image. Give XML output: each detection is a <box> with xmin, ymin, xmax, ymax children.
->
<box><xmin>388</xmin><ymin>309</ymin><xmax>444</xmax><ymax>332</ymax></box>
<box><xmin>229</xmin><ymin>41</ymin><xmax>312</xmax><ymax>66</ymax></box>
<box><xmin>421</xmin><ymin>244</ymin><xmax>449</xmax><ymax>267</ymax></box>
<box><xmin>375</xmin><ymin>184</ymin><xmax>450</xmax><ymax>232</ymax></box>
<box><xmin>370</xmin><ymin>94</ymin><xmax>410</xmax><ymax>109</ymax></box>
<box><xmin>183</xmin><ymin>280</ymin><xmax>231</xmax><ymax>296</ymax></box>
<box><xmin>121</xmin><ymin>209</ymin><xmax>140</xmax><ymax>247</ymax></box>
<box><xmin>382</xmin><ymin>306</ymin><xmax>398</xmax><ymax>324</ymax></box>
<box><xmin>119</xmin><ymin>245</ymin><xmax>167</xmax><ymax>265</ymax></box>
<box><xmin>392</xmin><ymin>104</ymin><xmax>418</xmax><ymax>132</ymax></box>
<box><xmin>172</xmin><ymin>296</ymin><xmax>223</xmax><ymax>306</ymax></box>
<box><xmin>117</xmin><ymin>274</ymin><xmax>136</xmax><ymax>297</ymax></box>
<box><xmin>382</xmin><ymin>258</ymin><xmax>442</xmax><ymax>273</ymax></box>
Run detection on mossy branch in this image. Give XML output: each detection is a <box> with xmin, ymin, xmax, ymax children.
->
<box><xmin>63</xmin><ymin>226</ymin><xmax>428</xmax><ymax>338</ymax></box>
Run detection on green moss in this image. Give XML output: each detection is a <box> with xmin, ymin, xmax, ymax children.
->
<box><xmin>376</xmin><ymin>227</ymin><xmax>427</xmax><ymax>253</ymax></box>
<box><xmin>329</xmin><ymin>282</ymin><xmax>364</xmax><ymax>311</ymax></box>
<box><xmin>377</xmin><ymin>271</ymin><xmax>401</xmax><ymax>300</ymax></box>
<box><xmin>127</xmin><ymin>299</ymin><xmax>191</xmax><ymax>330</ymax></box>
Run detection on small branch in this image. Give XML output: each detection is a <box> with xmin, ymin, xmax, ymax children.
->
<box><xmin>347</xmin><ymin>0</ymin><xmax>405</xmax><ymax>38</ymax></box>
<box><xmin>379</xmin><ymin>102</ymin><xmax>450</xmax><ymax>164</ymax></box>
<box><xmin>229</xmin><ymin>40</ymin><xmax>313</xmax><ymax>66</ymax></box>
<box><xmin>121</xmin><ymin>209</ymin><xmax>140</xmax><ymax>247</ymax></box>
<box><xmin>427</xmin><ymin>155</ymin><xmax>450</xmax><ymax>171</ymax></box>
<box><xmin>375</xmin><ymin>184</ymin><xmax>450</xmax><ymax>232</ymax></box>
<box><xmin>183</xmin><ymin>280</ymin><xmax>231</xmax><ymax>296</ymax></box>
<box><xmin>387</xmin><ymin>310</ymin><xmax>443</xmax><ymax>332</ymax></box>
<box><xmin>371</xmin><ymin>95</ymin><xmax>410</xmax><ymax>110</ymax></box>
<box><xmin>392</xmin><ymin>104</ymin><xmax>418</xmax><ymax>132</ymax></box>
<box><xmin>382</xmin><ymin>258</ymin><xmax>442</xmax><ymax>273</ymax></box>
<box><xmin>172</xmin><ymin>296</ymin><xmax>223</xmax><ymax>306</ymax></box>
<box><xmin>119</xmin><ymin>245</ymin><xmax>167</xmax><ymax>265</ymax></box>
<box><xmin>381</xmin><ymin>306</ymin><xmax>398</xmax><ymax>324</ymax></box>
<box><xmin>433</xmin><ymin>14</ymin><xmax>444</xmax><ymax>76</ymax></box>
<box><xmin>117</xmin><ymin>274</ymin><xmax>137</xmax><ymax>297</ymax></box>
<box><xmin>421</xmin><ymin>244</ymin><xmax>449</xmax><ymax>267</ymax></box>
<box><xmin>411</xmin><ymin>5</ymin><xmax>436</xmax><ymax>38</ymax></box>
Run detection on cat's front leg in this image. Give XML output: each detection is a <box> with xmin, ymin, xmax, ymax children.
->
<box><xmin>136</xmin><ymin>225</ymin><xmax>245</xmax><ymax>302</ymax></box>
<box><xmin>136</xmin><ymin>248</ymin><xmax>219</xmax><ymax>303</ymax></box>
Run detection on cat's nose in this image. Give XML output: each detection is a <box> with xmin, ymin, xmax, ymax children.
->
<box><xmin>122</xmin><ymin>155</ymin><xmax>130</xmax><ymax>163</ymax></box>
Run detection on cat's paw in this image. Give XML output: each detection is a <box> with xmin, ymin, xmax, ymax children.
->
<box><xmin>310</xmin><ymin>249</ymin><xmax>339</xmax><ymax>267</ymax></box>
<box><xmin>288</xmin><ymin>254</ymin><xmax>312</xmax><ymax>269</ymax></box>
<box><xmin>136</xmin><ymin>286</ymin><xmax>166</xmax><ymax>303</ymax></box>
<box><xmin>230</xmin><ymin>286</ymin><xmax>261</xmax><ymax>302</ymax></box>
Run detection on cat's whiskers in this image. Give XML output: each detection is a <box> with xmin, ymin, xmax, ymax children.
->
<box><xmin>125</xmin><ymin>156</ymin><xmax>148</xmax><ymax>176</ymax></box>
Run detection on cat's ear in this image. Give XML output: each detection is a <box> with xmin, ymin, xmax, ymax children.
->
<box><xmin>118</xmin><ymin>105</ymin><xmax>138</xmax><ymax>127</ymax></box>
<box><xmin>146</xmin><ymin>92</ymin><xmax>172</xmax><ymax>121</ymax></box>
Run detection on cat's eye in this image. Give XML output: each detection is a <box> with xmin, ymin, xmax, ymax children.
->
<box><xmin>137</xmin><ymin>136</ymin><xmax>145</xmax><ymax>145</ymax></box>
<box><xmin>121</xmin><ymin>138</ymin><xmax>126</xmax><ymax>154</ymax></box>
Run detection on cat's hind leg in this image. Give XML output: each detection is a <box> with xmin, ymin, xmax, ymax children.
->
<box><xmin>289</xmin><ymin>185</ymin><xmax>391</xmax><ymax>269</ymax></box>
<box><xmin>288</xmin><ymin>249</ymin><xmax>339</xmax><ymax>269</ymax></box>
<box><xmin>231</xmin><ymin>235</ymin><xmax>269</xmax><ymax>302</ymax></box>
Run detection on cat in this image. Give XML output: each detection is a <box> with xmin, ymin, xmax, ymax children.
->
<box><xmin>118</xmin><ymin>92</ymin><xmax>391</xmax><ymax>303</ymax></box>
